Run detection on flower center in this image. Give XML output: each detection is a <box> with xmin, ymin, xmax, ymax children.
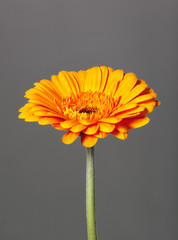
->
<box><xmin>78</xmin><ymin>107</ymin><xmax>98</xmax><ymax>114</ymax></box>
<box><xmin>61</xmin><ymin>91</ymin><xmax>116</xmax><ymax>121</ymax></box>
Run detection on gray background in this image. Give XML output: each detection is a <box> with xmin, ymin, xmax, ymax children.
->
<box><xmin>0</xmin><ymin>0</ymin><xmax>177</xmax><ymax>239</ymax></box>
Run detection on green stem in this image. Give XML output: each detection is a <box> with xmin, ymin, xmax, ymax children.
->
<box><xmin>86</xmin><ymin>147</ymin><xmax>97</xmax><ymax>240</ymax></box>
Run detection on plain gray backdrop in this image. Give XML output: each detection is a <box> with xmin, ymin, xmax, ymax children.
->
<box><xmin>0</xmin><ymin>0</ymin><xmax>177</xmax><ymax>239</ymax></box>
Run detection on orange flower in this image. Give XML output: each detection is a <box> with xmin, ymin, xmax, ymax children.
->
<box><xmin>18</xmin><ymin>66</ymin><xmax>160</xmax><ymax>147</ymax></box>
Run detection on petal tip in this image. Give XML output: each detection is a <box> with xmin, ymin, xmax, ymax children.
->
<box><xmin>81</xmin><ymin>134</ymin><xmax>98</xmax><ymax>147</ymax></box>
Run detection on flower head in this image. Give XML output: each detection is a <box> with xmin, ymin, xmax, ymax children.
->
<box><xmin>19</xmin><ymin>66</ymin><xmax>160</xmax><ymax>147</ymax></box>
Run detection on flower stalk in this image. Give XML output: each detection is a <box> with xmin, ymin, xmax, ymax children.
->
<box><xmin>86</xmin><ymin>147</ymin><xmax>97</xmax><ymax>240</ymax></box>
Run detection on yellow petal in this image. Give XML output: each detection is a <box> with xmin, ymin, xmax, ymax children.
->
<box><xmin>111</xmin><ymin>129</ymin><xmax>128</xmax><ymax>140</ymax></box>
<box><xmin>62</xmin><ymin>131</ymin><xmax>80</xmax><ymax>144</ymax></box>
<box><xmin>81</xmin><ymin>134</ymin><xmax>98</xmax><ymax>147</ymax></box>
<box><xmin>82</xmin><ymin>124</ymin><xmax>99</xmax><ymax>135</ymax></box>
<box><xmin>99</xmin><ymin>123</ymin><xmax>115</xmax><ymax>133</ymax></box>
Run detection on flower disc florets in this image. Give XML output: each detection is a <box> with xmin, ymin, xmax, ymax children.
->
<box><xmin>62</xmin><ymin>91</ymin><xmax>116</xmax><ymax>121</ymax></box>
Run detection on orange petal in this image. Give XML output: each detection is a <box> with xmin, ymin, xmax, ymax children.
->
<box><xmin>99</xmin><ymin>123</ymin><xmax>115</xmax><ymax>133</ymax></box>
<box><xmin>156</xmin><ymin>100</ymin><xmax>161</xmax><ymax>106</ymax></box>
<box><xmin>131</xmin><ymin>93</ymin><xmax>157</xmax><ymax>104</ymax></box>
<box><xmin>111</xmin><ymin>103</ymin><xmax>138</xmax><ymax>116</ymax></box>
<box><xmin>28</xmin><ymin>97</ymin><xmax>61</xmax><ymax>114</ymax></box>
<box><xmin>19</xmin><ymin>103</ymin><xmax>35</xmax><ymax>112</ymax></box>
<box><xmin>39</xmin><ymin>79</ymin><xmax>58</xmax><ymax>93</ymax></box>
<box><xmin>81</xmin><ymin>134</ymin><xmax>98</xmax><ymax>147</ymax></box>
<box><xmin>140</xmin><ymin>100</ymin><xmax>159</xmax><ymax>114</ymax></box>
<box><xmin>33</xmin><ymin>111</ymin><xmax>63</xmax><ymax>118</ymax></box>
<box><xmin>120</xmin><ymin>82</ymin><xmax>148</xmax><ymax>105</ymax></box>
<box><xmin>70</xmin><ymin>71</ymin><xmax>84</xmax><ymax>92</ymax></box>
<box><xmin>78</xmin><ymin>70</ymin><xmax>86</xmax><ymax>89</ymax></box>
<box><xmin>35</xmin><ymin>80</ymin><xmax>62</xmax><ymax>102</ymax></box>
<box><xmin>100</xmin><ymin>117</ymin><xmax>122</xmax><ymax>124</ymax></box>
<box><xmin>62</xmin><ymin>131</ymin><xmax>80</xmax><ymax>144</ymax></box>
<box><xmin>52</xmin><ymin>123</ymin><xmax>66</xmax><ymax>130</ymax></box>
<box><xmin>60</xmin><ymin>120</ymin><xmax>78</xmax><ymax>129</ymax></box>
<box><xmin>84</xmin><ymin>67</ymin><xmax>102</xmax><ymax>92</ymax></box>
<box><xmin>25</xmin><ymin>115</ymin><xmax>40</xmax><ymax>122</ymax></box>
<box><xmin>111</xmin><ymin>129</ymin><xmax>128</xmax><ymax>140</ymax></box>
<box><xmin>18</xmin><ymin>112</ymin><xmax>29</xmax><ymax>119</ymax></box>
<box><xmin>45</xmin><ymin>111</ymin><xmax>64</xmax><ymax>118</ymax></box>
<box><xmin>29</xmin><ymin>106</ymin><xmax>49</xmax><ymax>113</ymax></box>
<box><xmin>51</xmin><ymin>75</ymin><xmax>67</xmax><ymax>98</ymax></box>
<box><xmin>19</xmin><ymin>111</ymin><xmax>38</xmax><ymax>121</ymax></box>
<box><xmin>99</xmin><ymin>66</ymin><xmax>112</xmax><ymax>92</ymax></box>
<box><xmin>82</xmin><ymin>124</ymin><xmax>99</xmax><ymax>135</ymax></box>
<box><xmin>114</xmin><ymin>72</ymin><xmax>137</xmax><ymax>99</ymax></box>
<box><xmin>58</xmin><ymin>71</ymin><xmax>79</xmax><ymax>96</ymax></box>
<box><xmin>33</xmin><ymin>111</ymin><xmax>51</xmax><ymax>116</ymax></box>
<box><xmin>70</xmin><ymin>123</ymin><xmax>86</xmax><ymax>133</ymax></box>
<box><xmin>78</xmin><ymin>119</ymin><xmax>95</xmax><ymax>125</ymax></box>
<box><xmin>140</xmin><ymin>105</ymin><xmax>153</xmax><ymax>114</ymax></box>
<box><xmin>38</xmin><ymin>117</ymin><xmax>61</xmax><ymax>125</ymax></box>
<box><xmin>94</xmin><ymin>131</ymin><xmax>108</xmax><ymax>138</ymax></box>
<box><xmin>104</xmin><ymin>69</ymin><xmax>124</xmax><ymax>96</ymax></box>
<box><xmin>26</xmin><ymin>84</ymin><xmax>58</xmax><ymax>105</ymax></box>
<box><xmin>119</xmin><ymin>112</ymin><xmax>141</xmax><ymax>118</ymax></box>
<box><xmin>117</xmin><ymin>106</ymin><xmax>145</xmax><ymax>118</ymax></box>
<box><xmin>115</xmin><ymin>125</ymin><xmax>128</xmax><ymax>133</ymax></box>
<box><xmin>122</xmin><ymin>116</ymin><xmax>150</xmax><ymax>129</ymax></box>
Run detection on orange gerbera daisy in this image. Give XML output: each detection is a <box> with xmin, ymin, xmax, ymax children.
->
<box><xmin>18</xmin><ymin>66</ymin><xmax>160</xmax><ymax>147</ymax></box>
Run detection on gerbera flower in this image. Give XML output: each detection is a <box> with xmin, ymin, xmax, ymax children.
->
<box><xmin>18</xmin><ymin>66</ymin><xmax>160</xmax><ymax>147</ymax></box>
